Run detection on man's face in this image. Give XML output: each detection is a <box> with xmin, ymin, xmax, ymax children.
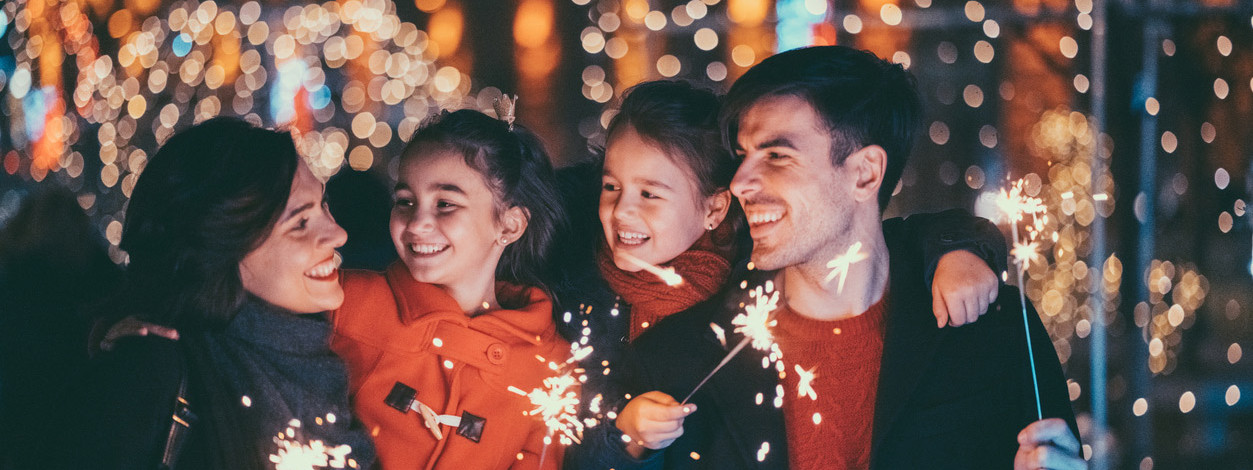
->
<box><xmin>730</xmin><ymin>95</ymin><xmax>855</xmax><ymax>271</ymax></box>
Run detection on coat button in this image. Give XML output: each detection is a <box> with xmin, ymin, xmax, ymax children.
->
<box><xmin>487</xmin><ymin>343</ymin><xmax>507</xmax><ymax>364</ymax></box>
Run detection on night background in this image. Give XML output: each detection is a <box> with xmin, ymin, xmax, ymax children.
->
<box><xmin>0</xmin><ymin>0</ymin><xmax>1250</xmax><ymax>468</ymax></box>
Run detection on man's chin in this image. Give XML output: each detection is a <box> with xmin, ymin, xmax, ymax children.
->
<box><xmin>748</xmin><ymin>248</ymin><xmax>789</xmax><ymax>271</ymax></box>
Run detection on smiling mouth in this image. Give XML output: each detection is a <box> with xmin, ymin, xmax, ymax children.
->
<box><xmin>408</xmin><ymin>243</ymin><xmax>450</xmax><ymax>256</ymax></box>
<box><xmin>745</xmin><ymin>210</ymin><xmax>785</xmax><ymax>228</ymax></box>
<box><xmin>616</xmin><ymin>230</ymin><xmax>650</xmax><ymax>246</ymax></box>
<box><xmin>304</xmin><ymin>252</ymin><xmax>342</xmax><ymax>280</ymax></box>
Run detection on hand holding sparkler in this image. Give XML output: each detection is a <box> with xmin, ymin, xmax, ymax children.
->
<box><xmin>614</xmin><ymin>391</ymin><xmax>696</xmax><ymax>459</ymax></box>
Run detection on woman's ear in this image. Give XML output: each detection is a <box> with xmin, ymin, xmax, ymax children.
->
<box><xmin>845</xmin><ymin>145</ymin><xmax>886</xmax><ymax>204</ymax></box>
<box><xmin>703</xmin><ymin>189</ymin><xmax>733</xmax><ymax>230</ymax></box>
<box><xmin>499</xmin><ymin>206</ymin><xmax>530</xmax><ymax>246</ymax></box>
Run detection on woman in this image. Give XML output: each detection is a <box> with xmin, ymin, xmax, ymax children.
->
<box><xmin>76</xmin><ymin>118</ymin><xmax>375</xmax><ymax>470</ymax></box>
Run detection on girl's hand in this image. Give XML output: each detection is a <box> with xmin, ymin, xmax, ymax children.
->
<box><xmin>614</xmin><ymin>391</ymin><xmax>696</xmax><ymax>458</ymax></box>
<box><xmin>931</xmin><ymin>250</ymin><xmax>999</xmax><ymax>327</ymax></box>
<box><xmin>100</xmin><ymin>316</ymin><xmax>180</xmax><ymax>351</ymax></box>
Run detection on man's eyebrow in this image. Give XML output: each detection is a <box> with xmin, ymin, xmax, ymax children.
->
<box><xmin>756</xmin><ymin>136</ymin><xmax>799</xmax><ymax>150</ymax></box>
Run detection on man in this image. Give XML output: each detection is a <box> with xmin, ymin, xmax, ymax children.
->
<box><xmin>596</xmin><ymin>46</ymin><xmax>1083</xmax><ymax>469</ymax></box>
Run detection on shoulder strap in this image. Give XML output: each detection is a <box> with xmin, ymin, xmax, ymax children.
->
<box><xmin>160</xmin><ymin>352</ymin><xmax>198</xmax><ymax>470</ymax></box>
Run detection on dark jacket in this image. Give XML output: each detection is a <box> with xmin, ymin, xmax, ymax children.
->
<box><xmin>70</xmin><ymin>300</ymin><xmax>375</xmax><ymax>470</ymax></box>
<box><xmin>577</xmin><ymin>216</ymin><xmax>1077</xmax><ymax>469</ymax></box>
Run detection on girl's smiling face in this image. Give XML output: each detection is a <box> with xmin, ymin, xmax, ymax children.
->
<box><xmin>599</xmin><ymin>125</ymin><xmax>729</xmax><ymax>271</ymax></box>
<box><xmin>390</xmin><ymin>149</ymin><xmax>513</xmax><ymax>291</ymax></box>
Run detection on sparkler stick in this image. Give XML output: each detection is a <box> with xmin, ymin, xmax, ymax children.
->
<box><xmin>616</xmin><ymin>251</ymin><xmax>684</xmax><ymax>286</ymax></box>
<box><xmin>680</xmin><ymin>284</ymin><xmax>780</xmax><ymax>405</ymax></box>
<box><xmin>998</xmin><ymin>179</ymin><xmax>1046</xmax><ymax>420</ymax></box>
<box><xmin>680</xmin><ymin>336</ymin><xmax>751</xmax><ymax>405</ymax></box>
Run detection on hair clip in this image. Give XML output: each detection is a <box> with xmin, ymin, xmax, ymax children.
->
<box><xmin>494</xmin><ymin>94</ymin><xmax>518</xmax><ymax>131</ymax></box>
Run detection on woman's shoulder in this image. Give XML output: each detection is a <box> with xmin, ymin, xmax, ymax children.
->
<box><xmin>75</xmin><ymin>336</ymin><xmax>186</xmax><ymax>469</ymax></box>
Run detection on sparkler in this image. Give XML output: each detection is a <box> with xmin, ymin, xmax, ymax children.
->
<box><xmin>824</xmin><ymin>241</ymin><xmax>868</xmax><ymax>294</ymax></box>
<box><xmin>506</xmin><ymin>343</ymin><xmax>595</xmax><ymax>468</ymax></box>
<box><xmin>680</xmin><ymin>284</ymin><xmax>781</xmax><ymax>405</ymax></box>
<box><xmin>616</xmin><ymin>251</ymin><xmax>684</xmax><ymax>286</ymax></box>
<box><xmin>269</xmin><ymin>419</ymin><xmax>355</xmax><ymax>470</ymax></box>
<box><xmin>998</xmin><ymin>178</ymin><xmax>1048</xmax><ymax>420</ymax></box>
<box><xmin>794</xmin><ymin>365</ymin><xmax>818</xmax><ymax>401</ymax></box>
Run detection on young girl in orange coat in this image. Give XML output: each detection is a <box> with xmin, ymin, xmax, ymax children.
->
<box><xmin>329</xmin><ymin>108</ymin><xmax>571</xmax><ymax>470</ymax></box>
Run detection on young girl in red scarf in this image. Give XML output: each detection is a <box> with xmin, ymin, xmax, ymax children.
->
<box><xmin>553</xmin><ymin>81</ymin><xmax>1009</xmax><ymax>466</ymax></box>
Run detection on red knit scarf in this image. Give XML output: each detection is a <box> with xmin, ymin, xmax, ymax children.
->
<box><xmin>597</xmin><ymin>226</ymin><xmax>735</xmax><ymax>341</ymax></box>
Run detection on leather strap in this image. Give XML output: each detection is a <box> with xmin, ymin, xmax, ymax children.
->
<box><xmin>160</xmin><ymin>354</ymin><xmax>197</xmax><ymax>470</ymax></box>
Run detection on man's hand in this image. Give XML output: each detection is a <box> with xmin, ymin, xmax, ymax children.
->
<box><xmin>100</xmin><ymin>316</ymin><xmax>180</xmax><ymax>351</ymax></box>
<box><xmin>932</xmin><ymin>250</ymin><xmax>999</xmax><ymax>327</ymax></box>
<box><xmin>1015</xmin><ymin>418</ymin><xmax>1085</xmax><ymax>470</ymax></box>
<box><xmin>615</xmin><ymin>391</ymin><xmax>695</xmax><ymax>458</ymax></box>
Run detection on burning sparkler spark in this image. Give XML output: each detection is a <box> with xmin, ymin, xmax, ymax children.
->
<box><xmin>731</xmin><ymin>285</ymin><xmax>781</xmax><ymax>352</ymax></box>
<box><xmin>1011</xmin><ymin>239</ymin><xmax>1043</xmax><ymax>272</ymax></box>
<box><xmin>824</xmin><ymin>241</ymin><xmax>868</xmax><ymax>294</ymax></box>
<box><xmin>795</xmin><ymin>365</ymin><xmax>818</xmax><ymax>401</ymax></box>
<box><xmin>996</xmin><ymin>179</ymin><xmax>1047</xmax><ymax>226</ymax></box>
<box><xmin>506</xmin><ymin>341</ymin><xmax>596</xmax><ymax>462</ymax></box>
<box><xmin>710</xmin><ymin>322</ymin><xmax>727</xmax><ymax>347</ymax></box>
<box><xmin>682</xmin><ymin>284</ymin><xmax>782</xmax><ymax>404</ymax></box>
<box><xmin>616</xmin><ymin>251</ymin><xmax>684</xmax><ymax>286</ymax></box>
<box><xmin>268</xmin><ymin>419</ymin><xmax>354</xmax><ymax>470</ymax></box>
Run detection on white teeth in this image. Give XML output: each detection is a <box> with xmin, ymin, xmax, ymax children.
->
<box><xmin>304</xmin><ymin>253</ymin><xmax>342</xmax><ymax>278</ymax></box>
<box><xmin>747</xmin><ymin>212</ymin><xmax>783</xmax><ymax>225</ymax></box>
<box><xmin>617</xmin><ymin>231</ymin><xmax>649</xmax><ymax>245</ymax></box>
<box><xmin>408</xmin><ymin>243</ymin><xmax>448</xmax><ymax>255</ymax></box>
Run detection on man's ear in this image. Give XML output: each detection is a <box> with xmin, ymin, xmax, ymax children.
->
<box><xmin>703</xmin><ymin>189</ymin><xmax>733</xmax><ymax>229</ymax></box>
<box><xmin>499</xmin><ymin>206</ymin><xmax>530</xmax><ymax>246</ymax></box>
<box><xmin>846</xmin><ymin>145</ymin><xmax>886</xmax><ymax>204</ymax></box>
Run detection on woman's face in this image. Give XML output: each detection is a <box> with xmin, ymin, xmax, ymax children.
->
<box><xmin>600</xmin><ymin>125</ymin><xmax>725</xmax><ymax>271</ymax></box>
<box><xmin>239</xmin><ymin>163</ymin><xmax>347</xmax><ymax>313</ymax></box>
<box><xmin>390</xmin><ymin>149</ymin><xmax>519</xmax><ymax>289</ymax></box>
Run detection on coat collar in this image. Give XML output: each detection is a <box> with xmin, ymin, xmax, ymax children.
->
<box><xmin>383</xmin><ymin>262</ymin><xmax>555</xmax><ymax>345</ymax></box>
<box><xmin>702</xmin><ymin>267</ymin><xmax>791</xmax><ymax>470</ymax></box>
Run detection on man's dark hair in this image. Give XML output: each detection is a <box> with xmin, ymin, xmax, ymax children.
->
<box><xmin>720</xmin><ymin>45</ymin><xmax>922</xmax><ymax>210</ymax></box>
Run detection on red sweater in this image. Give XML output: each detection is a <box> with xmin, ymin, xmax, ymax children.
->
<box><xmin>775</xmin><ymin>297</ymin><xmax>887</xmax><ymax>470</ymax></box>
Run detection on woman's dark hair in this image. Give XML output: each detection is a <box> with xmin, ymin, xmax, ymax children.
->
<box><xmin>402</xmin><ymin>109</ymin><xmax>565</xmax><ymax>290</ymax></box>
<box><xmin>119</xmin><ymin>117</ymin><xmax>299</xmax><ymax>330</ymax></box>
<box><xmin>606</xmin><ymin>80</ymin><xmax>735</xmax><ymax>199</ymax></box>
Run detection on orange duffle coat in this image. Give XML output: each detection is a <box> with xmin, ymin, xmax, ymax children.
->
<box><xmin>330</xmin><ymin>262</ymin><xmax>571</xmax><ymax>470</ymax></box>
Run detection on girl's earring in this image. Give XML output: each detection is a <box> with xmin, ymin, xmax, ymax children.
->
<box><xmin>706</xmin><ymin>223</ymin><xmax>715</xmax><ymax>231</ymax></box>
